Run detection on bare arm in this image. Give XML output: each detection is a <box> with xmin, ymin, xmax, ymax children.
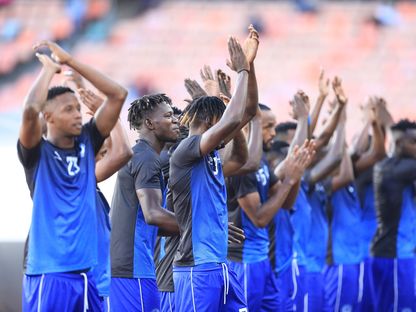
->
<box><xmin>222</xmin><ymin>129</ymin><xmax>248</xmax><ymax>177</ymax></box>
<box><xmin>314</xmin><ymin>76</ymin><xmax>347</xmax><ymax>152</ymax></box>
<box><xmin>310</xmin><ymin>69</ymin><xmax>329</xmax><ymax>134</ymax></box>
<box><xmin>353</xmin><ymin>107</ymin><xmax>386</xmax><ymax>175</ymax></box>
<box><xmin>96</xmin><ymin>121</ymin><xmax>133</xmax><ymax>182</ymax></box>
<box><xmin>136</xmin><ymin>189</ymin><xmax>179</xmax><ymax>236</ymax></box>
<box><xmin>199</xmin><ymin>37</ymin><xmax>249</xmax><ymax>156</ymax></box>
<box><xmin>19</xmin><ymin>54</ymin><xmax>60</xmax><ymax>148</ymax></box>
<box><xmin>331</xmin><ymin>151</ymin><xmax>355</xmax><ymax>192</ymax></box>
<box><xmin>227</xmin><ymin>113</ymin><xmax>263</xmax><ymax>176</ymax></box>
<box><xmin>307</xmin><ymin>112</ymin><xmax>345</xmax><ymax>184</ymax></box>
<box><xmin>34</xmin><ymin>41</ymin><xmax>128</xmax><ymax>137</ymax></box>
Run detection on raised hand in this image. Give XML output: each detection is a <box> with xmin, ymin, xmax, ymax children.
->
<box><xmin>283</xmin><ymin>140</ymin><xmax>315</xmax><ymax>184</ymax></box>
<box><xmin>184</xmin><ymin>78</ymin><xmax>207</xmax><ymax>100</ymax></box>
<box><xmin>226</xmin><ymin>37</ymin><xmax>250</xmax><ymax>73</ymax></box>
<box><xmin>79</xmin><ymin>88</ymin><xmax>104</xmax><ymax>115</ymax></box>
<box><xmin>228</xmin><ymin>222</ymin><xmax>245</xmax><ymax>244</ymax></box>
<box><xmin>242</xmin><ymin>24</ymin><xmax>259</xmax><ymax>64</ymax></box>
<box><xmin>35</xmin><ymin>52</ymin><xmax>61</xmax><ymax>74</ymax></box>
<box><xmin>290</xmin><ymin>90</ymin><xmax>310</xmax><ymax>120</ymax></box>
<box><xmin>33</xmin><ymin>40</ymin><xmax>72</xmax><ymax>65</ymax></box>
<box><xmin>217</xmin><ymin>69</ymin><xmax>232</xmax><ymax>98</ymax></box>
<box><xmin>63</xmin><ymin>70</ymin><xmax>85</xmax><ymax>89</ymax></box>
<box><xmin>200</xmin><ymin>65</ymin><xmax>220</xmax><ymax>96</ymax></box>
<box><xmin>319</xmin><ymin>68</ymin><xmax>330</xmax><ymax>97</ymax></box>
<box><xmin>219</xmin><ymin>92</ymin><xmax>231</xmax><ymax>105</ymax></box>
<box><xmin>332</xmin><ymin>76</ymin><xmax>348</xmax><ymax>106</ymax></box>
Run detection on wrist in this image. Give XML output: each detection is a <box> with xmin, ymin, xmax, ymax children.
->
<box><xmin>237</xmin><ymin>68</ymin><xmax>250</xmax><ymax>74</ymax></box>
<box><xmin>282</xmin><ymin>176</ymin><xmax>297</xmax><ymax>187</ymax></box>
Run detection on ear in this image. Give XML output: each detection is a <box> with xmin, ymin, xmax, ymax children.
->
<box><xmin>205</xmin><ymin>116</ymin><xmax>212</xmax><ymax>129</ymax></box>
<box><xmin>43</xmin><ymin>111</ymin><xmax>53</xmax><ymax>123</ymax></box>
<box><xmin>145</xmin><ymin>118</ymin><xmax>155</xmax><ymax>130</ymax></box>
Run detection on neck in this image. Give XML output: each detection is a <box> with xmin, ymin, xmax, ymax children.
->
<box><xmin>46</xmin><ymin>131</ymin><xmax>75</xmax><ymax>149</ymax></box>
<box><xmin>138</xmin><ymin>132</ymin><xmax>165</xmax><ymax>154</ymax></box>
<box><xmin>188</xmin><ymin>124</ymin><xmax>207</xmax><ymax>137</ymax></box>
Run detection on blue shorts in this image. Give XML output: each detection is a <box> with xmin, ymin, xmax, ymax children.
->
<box><xmin>109</xmin><ymin>277</ymin><xmax>160</xmax><ymax>312</ymax></box>
<box><xmin>22</xmin><ymin>272</ymin><xmax>100</xmax><ymax>312</ymax></box>
<box><xmin>173</xmin><ymin>262</ymin><xmax>247</xmax><ymax>312</ymax></box>
<box><xmin>357</xmin><ymin>259</ymin><xmax>374</xmax><ymax>312</ymax></box>
<box><xmin>370</xmin><ymin>257</ymin><xmax>415</xmax><ymax>311</ymax></box>
<box><xmin>293</xmin><ymin>264</ymin><xmax>306</xmax><ymax>312</ymax></box>
<box><xmin>305</xmin><ymin>271</ymin><xmax>324</xmax><ymax>311</ymax></box>
<box><xmin>229</xmin><ymin>258</ymin><xmax>278</xmax><ymax>311</ymax></box>
<box><xmin>160</xmin><ymin>291</ymin><xmax>175</xmax><ymax>312</ymax></box>
<box><xmin>323</xmin><ymin>263</ymin><xmax>360</xmax><ymax>312</ymax></box>
<box><xmin>273</xmin><ymin>262</ymin><xmax>297</xmax><ymax>311</ymax></box>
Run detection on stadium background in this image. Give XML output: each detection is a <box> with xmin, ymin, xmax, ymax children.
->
<box><xmin>1</xmin><ymin>0</ymin><xmax>416</xmax><ymax>310</ymax></box>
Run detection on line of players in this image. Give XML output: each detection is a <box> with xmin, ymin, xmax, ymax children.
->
<box><xmin>18</xmin><ymin>25</ymin><xmax>416</xmax><ymax>312</ymax></box>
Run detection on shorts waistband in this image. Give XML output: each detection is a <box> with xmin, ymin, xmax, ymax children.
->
<box><xmin>173</xmin><ymin>262</ymin><xmax>225</xmax><ymax>272</ymax></box>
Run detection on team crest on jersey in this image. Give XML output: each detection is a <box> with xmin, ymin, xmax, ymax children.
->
<box><xmin>79</xmin><ymin>143</ymin><xmax>86</xmax><ymax>158</ymax></box>
<box><xmin>208</xmin><ymin>153</ymin><xmax>221</xmax><ymax>176</ymax></box>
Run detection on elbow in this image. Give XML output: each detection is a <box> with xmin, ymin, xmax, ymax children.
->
<box><xmin>255</xmin><ymin>218</ymin><xmax>268</xmax><ymax>228</ymax></box>
<box><xmin>243</xmin><ymin>159</ymin><xmax>261</xmax><ymax>173</ymax></box>
<box><xmin>110</xmin><ymin>87</ymin><xmax>128</xmax><ymax>102</ymax></box>
<box><xmin>143</xmin><ymin>211</ymin><xmax>159</xmax><ymax>226</ymax></box>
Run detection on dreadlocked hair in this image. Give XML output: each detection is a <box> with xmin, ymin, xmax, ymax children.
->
<box><xmin>180</xmin><ymin>96</ymin><xmax>226</xmax><ymax>127</ymax></box>
<box><xmin>127</xmin><ymin>93</ymin><xmax>172</xmax><ymax>130</ymax></box>
<box><xmin>391</xmin><ymin>119</ymin><xmax>416</xmax><ymax>132</ymax></box>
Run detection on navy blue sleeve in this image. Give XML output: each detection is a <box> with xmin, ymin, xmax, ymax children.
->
<box><xmin>17</xmin><ymin>139</ymin><xmax>42</xmax><ymax>169</ymax></box>
<box><xmin>82</xmin><ymin>118</ymin><xmax>106</xmax><ymax>155</ymax></box>
<box><xmin>131</xmin><ymin>153</ymin><xmax>161</xmax><ymax>190</ymax></box>
<box><xmin>172</xmin><ymin>135</ymin><xmax>201</xmax><ymax>167</ymax></box>
<box><xmin>233</xmin><ymin>173</ymin><xmax>258</xmax><ymax>199</ymax></box>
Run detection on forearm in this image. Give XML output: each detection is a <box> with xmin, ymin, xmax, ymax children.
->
<box><xmin>255</xmin><ymin>180</ymin><xmax>293</xmax><ymax>227</ymax></box>
<box><xmin>310</xmin><ymin>94</ymin><xmax>326</xmax><ymax>135</ymax></box>
<box><xmin>332</xmin><ymin>151</ymin><xmax>354</xmax><ymax>191</ymax></box>
<box><xmin>230</xmin><ymin>116</ymin><xmax>262</xmax><ymax>175</ymax></box>
<box><xmin>350</xmin><ymin>122</ymin><xmax>370</xmax><ymax>157</ymax></box>
<box><xmin>67</xmin><ymin>58</ymin><xmax>127</xmax><ymax>101</ymax></box>
<box><xmin>24</xmin><ymin>68</ymin><xmax>55</xmax><ymax>112</ymax></box>
<box><xmin>245</xmin><ymin>63</ymin><xmax>258</xmax><ymax>119</ymax></box>
<box><xmin>315</xmin><ymin>105</ymin><xmax>343</xmax><ymax>151</ymax></box>
<box><xmin>223</xmin><ymin>130</ymin><xmax>248</xmax><ymax>177</ymax></box>
<box><xmin>369</xmin><ymin>121</ymin><xmax>386</xmax><ymax>158</ymax></box>
<box><xmin>109</xmin><ymin>120</ymin><xmax>132</xmax><ymax>158</ymax></box>
<box><xmin>289</xmin><ymin>116</ymin><xmax>308</xmax><ymax>153</ymax></box>
<box><xmin>148</xmin><ymin>209</ymin><xmax>179</xmax><ymax>236</ymax></box>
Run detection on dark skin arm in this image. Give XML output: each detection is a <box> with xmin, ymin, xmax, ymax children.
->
<box><xmin>34</xmin><ymin>41</ymin><xmax>128</xmax><ymax>138</ymax></box>
<box><xmin>310</xmin><ymin>69</ymin><xmax>329</xmax><ymax>135</ymax></box>
<box><xmin>136</xmin><ymin>189</ymin><xmax>179</xmax><ymax>236</ymax></box>
<box><xmin>237</xmin><ymin>144</ymin><xmax>312</xmax><ymax>227</ymax></box>
<box><xmin>314</xmin><ymin>76</ymin><xmax>347</xmax><ymax>152</ymax></box>
<box><xmin>353</xmin><ymin>105</ymin><xmax>386</xmax><ymax>175</ymax></box>
<box><xmin>199</xmin><ymin>37</ymin><xmax>249</xmax><ymax>156</ymax></box>
<box><xmin>332</xmin><ymin>150</ymin><xmax>355</xmax><ymax>191</ymax></box>
<box><xmin>307</xmin><ymin>109</ymin><xmax>345</xmax><ymax>184</ymax></box>
<box><xmin>19</xmin><ymin>53</ymin><xmax>61</xmax><ymax>149</ymax></box>
<box><xmin>222</xmin><ymin>129</ymin><xmax>249</xmax><ymax>177</ymax></box>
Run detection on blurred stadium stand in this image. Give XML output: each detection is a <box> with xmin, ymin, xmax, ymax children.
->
<box><xmin>1</xmin><ymin>0</ymin><xmax>416</xmax><ymax>310</ymax></box>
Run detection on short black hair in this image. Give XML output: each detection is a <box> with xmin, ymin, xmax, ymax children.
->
<box><xmin>270</xmin><ymin>140</ymin><xmax>290</xmax><ymax>154</ymax></box>
<box><xmin>391</xmin><ymin>119</ymin><xmax>416</xmax><ymax>132</ymax></box>
<box><xmin>180</xmin><ymin>96</ymin><xmax>226</xmax><ymax>127</ymax></box>
<box><xmin>275</xmin><ymin>121</ymin><xmax>297</xmax><ymax>134</ymax></box>
<box><xmin>172</xmin><ymin>106</ymin><xmax>183</xmax><ymax>116</ymax></box>
<box><xmin>47</xmin><ymin>86</ymin><xmax>74</xmax><ymax>101</ymax></box>
<box><xmin>259</xmin><ymin>103</ymin><xmax>271</xmax><ymax>111</ymax></box>
<box><xmin>128</xmin><ymin>93</ymin><xmax>172</xmax><ymax>130</ymax></box>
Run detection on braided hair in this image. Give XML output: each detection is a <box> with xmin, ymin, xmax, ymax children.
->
<box><xmin>128</xmin><ymin>93</ymin><xmax>172</xmax><ymax>130</ymax></box>
<box><xmin>180</xmin><ymin>96</ymin><xmax>226</xmax><ymax>128</ymax></box>
<box><xmin>391</xmin><ymin>119</ymin><xmax>416</xmax><ymax>133</ymax></box>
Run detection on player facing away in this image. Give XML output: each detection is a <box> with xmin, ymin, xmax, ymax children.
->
<box><xmin>18</xmin><ymin>41</ymin><xmax>127</xmax><ymax>311</ymax></box>
<box><xmin>370</xmin><ymin>119</ymin><xmax>416</xmax><ymax>311</ymax></box>
<box><xmin>109</xmin><ymin>94</ymin><xmax>180</xmax><ymax>312</ymax></box>
<box><xmin>169</xmin><ymin>37</ymin><xmax>254</xmax><ymax>311</ymax></box>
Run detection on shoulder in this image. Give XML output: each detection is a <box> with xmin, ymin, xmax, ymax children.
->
<box><xmin>171</xmin><ymin>135</ymin><xmax>202</xmax><ymax>165</ymax></box>
<box><xmin>130</xmin><ymin>141</ymin><xmax>160</xmax><ymax>169</ymax></box>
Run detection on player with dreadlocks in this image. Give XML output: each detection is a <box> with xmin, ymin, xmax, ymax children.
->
<box><xmin>369</xmin><ymin>119</ymin><xmax>416</xmax><ymax>310</ymax></box>
<box><xmin>110</xmin><ymin>93</ymin><xmax>180</xmax><ymax>311</ymax></box>
<box><xmin>169</xmin><ymin>35</ymin><xmax>256</xmax><ymax>311</ymax></box>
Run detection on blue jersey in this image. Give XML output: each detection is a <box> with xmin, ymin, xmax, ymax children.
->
<box><xmin>227</xmin><ymin>156</ymin><xmax>276</xmax><ymax>263</ymax></box>
<box><xmin>290</xmin><ymin>180</ymin><xmax>311</xmax><ymax>266</ymax></box>
<box><xmin>328</xmin><ymin>184</ymin><xmax>364</xmax><ymax>264</ymax></box>
<box><xmin>17</xmin><ymin>119</ymin><xmax>104</xmax><ymax>274</ymax></box>
<box><xmin>305</xmin><ymin>182</ymin><xmax>328</xmax><ymax>272</ymax></box>
<box><xmin>91</xmin><ymin>187</ymin><xmax>111</xmax><ymax>297</ymax></box>
<box><xmin>268</xmin><ymin>209</ymin><xmax>294</xmax><ymax>274</ymax></box>
<box><xmin>170</xmin><ymin>135</ymin><xmax>228</xmax><ymax>266</ymax></box>
<box><xmin>110</xmin><ymin>140</ymin><xmax>166</xmax><ymax>278</ymax></box>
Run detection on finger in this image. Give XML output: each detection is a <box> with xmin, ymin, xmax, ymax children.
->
<box><xmin>228</xmin><ymin>37</ymin><xmax>234</xmax><ymax>59</ymax></box>
<box><xmin>226</xmin><ymin>59</ymin><xmax>233</xmax><ymax>70</ymax></box>
<box><xmin>200</xmin><ymin>68</ymin><xmax>206</xmax><ymax>81</ymax></box>
<box><xmin>33</xmin><ymin>40</ymin><xmax>51</xmax><ymax>51</ymax></box>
